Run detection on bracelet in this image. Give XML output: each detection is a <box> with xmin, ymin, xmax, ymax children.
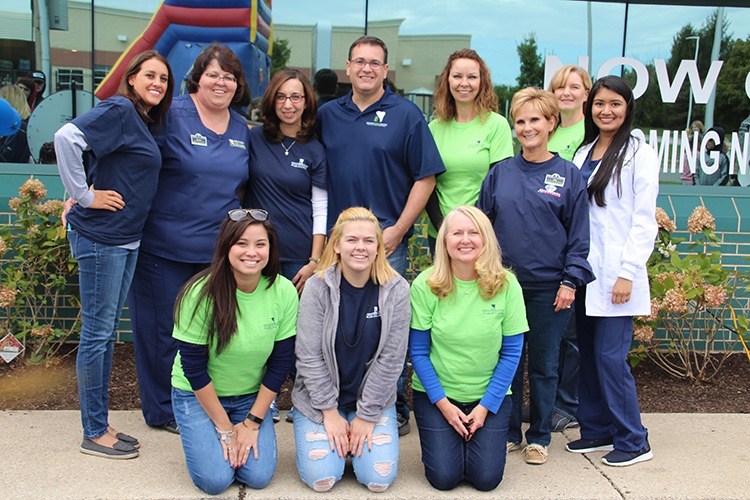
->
<box><xmin>560</xmin><ymin>280</ymin><xmax>576</xmax><ymax>290</ymax></box>
<box><xmin>245</xmin><ymin>412</ymin><xmax>264</xmax><ymax>425</ymax></box>
<box><xmin>214</xmin><ymin>426</ymin><xmax>235</xmax><ymax>445</ymax></box>
<box><xmin>309</xmin><ymin>257</ymin><xmax>320</xmax><ymax>264</ymax></box>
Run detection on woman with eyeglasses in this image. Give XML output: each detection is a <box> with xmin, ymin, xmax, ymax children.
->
<box><xmin>54</xmin><ymin>50</ymin><xmax>174</xmax><ymax>459</ymax></box>
<box><xmin>171</xmin><ymin>209</ymin><xmax>298</xmax><ymax>494</ymax></box>
<box><xmin>292</xmin><ymin>207</ymin><xmax>409</xmax><ymax>493</ymax></box>
<box><xmin>127</xmin><ymin>43</ymin><xmax>253</xmax><ymax>434</ymax></box>
<box><xmin>247</xmin><ymin>68</ymin><xmax>327</xmax><ymax>422</ymax></box>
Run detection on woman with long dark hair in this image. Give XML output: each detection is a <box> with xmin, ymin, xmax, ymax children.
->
<box><xmin>171</xmin><ymin>209</ymin><xmax>297</xmax><ymax>494</ymax></box>
<box><xmin>55</xmin><ymin>50</ymin><xmax>174</xmax><ymax>459</ymax></box>
<box><xmin>567</xmin><ymin>75</ymin><xmax>658</xmax><ymax>467</ymax></box>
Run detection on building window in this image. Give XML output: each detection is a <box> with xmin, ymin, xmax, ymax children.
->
<box><xmin>94</xmin><ymin>65</ymin><xmax>110</xmax><ymax>88</ymax></box>
<box><xmin>56</xmin><ymin>68</ymin><xmax>84</xmax><ymax>90</ymax></box>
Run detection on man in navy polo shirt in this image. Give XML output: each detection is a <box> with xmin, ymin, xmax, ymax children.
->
<box><xmin>316</xmin><ymin>35</ymin><xmax>445</xmax><ymax>436</ymax></box>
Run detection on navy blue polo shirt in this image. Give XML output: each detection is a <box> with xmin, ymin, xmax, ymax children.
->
<box><xmin>67</xmin><ymin>96</ymin><xmax>161</xmax><ymax>245</ymax></box>
<box><xmin>316</xmin><ymin>87</ymin><xmax>445</xmax><ymax>240</ymax></box>
<box><xmin>247</xmin><ymin>126</ymin><xmax>327</xmax><ymax>265</ymax></box>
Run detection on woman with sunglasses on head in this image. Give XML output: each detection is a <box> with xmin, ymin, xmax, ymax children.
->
<box><xmin>127</xmin><ymin>43</ymin><xmax>253</xmax><ymax>434</ymax></box>
<box><xmin>425</xmin><ymin>49</ymin><xmax>513</xmax><ymax>252</ymax></box>
<box><xmin>292</xmin><ymin>207</ymin><xmax>409</xmax><ymax>493</ymax></box>
<box><xmin>566</xmin><ymin>75</ymin><xmax>658</xmax><ymax>467</ymax></box>
<box><xmin>171</xmin><ymin>209</ymin><xmax>298</xmax><ymax>494</ymax></box>
<box><xmin>54</xmin><ymin>50</ymin><xmax>174</xmax><ymax>459</ymax></box>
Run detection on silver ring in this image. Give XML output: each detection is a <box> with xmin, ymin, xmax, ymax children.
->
<box><xmin>246</xmin><ymin>446</ymin><xmax>251</xmax><ymax>450</ymax></box>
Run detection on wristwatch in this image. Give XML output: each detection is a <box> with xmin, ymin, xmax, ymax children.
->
<box><xmin>246</xmin><ymin>412</ymin><xmax>264</xmax><ymax>425</ymax></box>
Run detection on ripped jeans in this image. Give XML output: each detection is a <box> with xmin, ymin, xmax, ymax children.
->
<box><xmin>293</xmin><ymin>405</ymin><xmax>399</xmax><ymax>493</ymax></box>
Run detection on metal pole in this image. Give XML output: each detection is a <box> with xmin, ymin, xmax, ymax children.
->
<box><xmin>685</xmin><ymin>36</ymin><xmax>700</xmax><ymax>130</ymax></box>
<box><xmin>620</xmin><ymin>2</ymin><xmax>629</xmax><ymax>78</ymax></box>
<box><xmin>587</xmin><ymin>2</ymin><xmax>593</xmax><ymax>76</ymax></box>
<box><xmin>91</xmin><ymin>0</ymin><xmax>95</xmax><ymax>97</ymax></box>
<box><xmin>704</xmin><ymin>7</ymin><xmax>724</xmax><ymax>130</ymax></box>
<box><xmin>364</xmin><ymin>0</ymin><xmax>368</xmax><ymax>35</ymax></box>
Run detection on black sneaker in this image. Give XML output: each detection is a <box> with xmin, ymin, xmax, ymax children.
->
<box><xmin>566</xmin><ymin>437</ymin><xmax>614</xmax><ymax>453</ymax></box>
<box><xmin>397</xmin><ymin>413</ymin><xmax>411</xmax><ymax>436</ymax></box>
<box><xmin>601</xmin><ymin>443</ymin><xmax>653</xmax><ymax>467</ymax></box>
<box><xmin>551</xmin><ymin>412</ymin><xmax>579</xmax><ymax>432</ymax></box>
<box><xmin>158</xmin><ymin>420</ymin><xmax>180</xmax><ymax>434</ymax></box>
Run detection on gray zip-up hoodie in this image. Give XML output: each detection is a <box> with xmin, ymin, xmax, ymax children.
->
<box><xmin>292</xmin><ymin>265</ymin><xmax>410</xmax><ymax>424</ymax></box>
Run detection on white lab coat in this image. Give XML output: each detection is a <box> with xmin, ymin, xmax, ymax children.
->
<box><xmin>573</xmin><ymin>137</ymin><xmax>659</xmax><ymax>317</ymax></box>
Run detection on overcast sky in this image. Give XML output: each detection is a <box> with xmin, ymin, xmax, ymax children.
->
<box><xmin>4</xmin><ymin>1</ymin><xmax>749</xmax><ymax>85</ymax></box>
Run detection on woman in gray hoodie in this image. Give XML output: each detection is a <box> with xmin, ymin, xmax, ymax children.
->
<box><xmin>291</xmin><ymin>206</ymin><xmax>410</xmax><ymax>493</ymax></box>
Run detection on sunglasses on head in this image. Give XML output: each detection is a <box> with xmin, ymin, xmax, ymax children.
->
<box><xmin>227</xmin><ymin>208</ymin><xmax>269</xmax><ymax>222</ymax></box>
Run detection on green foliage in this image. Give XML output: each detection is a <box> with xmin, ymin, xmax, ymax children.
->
<box><xmin>632</xmin><ymin>207</ymin><xmax>750</xmax><ymax>382</ymax></box>
<box><xmin>407</xmin><ymin>213</ymin><xmax>433</xmax><ymax>283</ymax></box>
<box><xmin>0</xmin><ymin>178</ymin><xmax>80</xmax><ymax>364</ymax></box>
<box><xmin>516</xmin><ymin>33</ymin><xmax>544</xmax><ymax>89</ymax></box>
<box><xmin>271</xmin><ymin>38</ymin><xmax>292</xmax><ymax>76</ymax></box>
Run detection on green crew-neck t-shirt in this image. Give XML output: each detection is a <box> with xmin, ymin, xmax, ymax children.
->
<box><xmin>548</xmin><ymin>119</ymin><xmax>584</xmax><ymax>162</ymax></box>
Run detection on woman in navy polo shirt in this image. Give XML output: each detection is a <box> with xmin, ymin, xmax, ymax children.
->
<box><xmin>55</xmin><ymin>50</ymin><xmax>174</xmax><ymax>459</ymax></box>
<box><xmin>127</xmin><ymin>44</ymin><xmax>252</xmax><ymax>433</ymax></box>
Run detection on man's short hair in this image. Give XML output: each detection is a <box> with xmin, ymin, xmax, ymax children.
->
<box><xmin>313</xmin><ymin>69</ymin><xmax>338</xmax><ymax>96</ymax></box>
<box><xmin>348</xmin><ymin>36</ymin><xmax>389</xmax><ymax>64</ymax></box>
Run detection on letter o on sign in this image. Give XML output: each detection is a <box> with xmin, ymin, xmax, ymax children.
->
<box><xmin>598</xmin><ymin>57</ymin><xmax>649</xmax><ymax>99</ymax></box>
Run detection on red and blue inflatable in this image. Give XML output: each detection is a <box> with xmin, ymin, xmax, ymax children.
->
<box><xmin>96</xmin><ymin>0</ymin><xmax>272</xmax><ymax>102</ymax></box>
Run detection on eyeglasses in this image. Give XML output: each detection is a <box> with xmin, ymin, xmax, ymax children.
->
<box><xmin>203</xmin><ymin>72</ymin><xmax>237</xmax><ymax>84</ymax></box>
<box><xmin>349</xmin><ymin>58</ymin><xmax>384</xmax><ymax>70</ymax></box>
<box><xmin>228</xmin><ymin>208</ymin><xmax>269</xmax><ymax>222</ymax></box>
<box><xmin>275</xmin><ymin>93</ymin><xmax>304</xmax><ymax>103</ymax></box>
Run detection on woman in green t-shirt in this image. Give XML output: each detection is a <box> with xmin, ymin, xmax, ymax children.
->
<box><xmin>409</xmin><ymin>206</ymin><xmax>528</xmax><ymax>491</ymax></box>
<box><xmin>547</xmin><ymin>65</ymin><xmax>592</xmax><ymax>162</ymax></box>
<box><xmin>170</xmin><ymin>209</ymin><xmax>298</xmax><ymax>495</ymax></box>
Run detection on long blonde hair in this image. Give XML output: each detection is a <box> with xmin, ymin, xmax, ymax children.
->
<box><xmin>318</xmin><ymin>207</ymin><xmax>397</xmax><ymax>285</ymax></box>
<box><xmin>427</xmin><ymin>206</ymin><xmax>508</xmax><ymax>300</ymax></box>
<box><xmin>0</xmin><ymin>85</ymin><xmax>31</xmax><ymax>120</ymax></box>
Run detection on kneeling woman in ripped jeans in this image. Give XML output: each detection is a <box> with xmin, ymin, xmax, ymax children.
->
<box><xmin>292</xmin><ymin>207</ymin><xmax>410</xmax><ymax>493</ymax></box>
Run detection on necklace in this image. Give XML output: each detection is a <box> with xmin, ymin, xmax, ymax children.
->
<box><xmin>339</xmin><ymin>281</ymin><xmax>375</xmax><ymax>348</ymax></box>
<box><xmin>281</xmin><ymin>139</ymin><xmax>296</xmax><ymax>156</ymax></box>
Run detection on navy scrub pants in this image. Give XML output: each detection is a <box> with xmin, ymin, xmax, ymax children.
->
<box><xmin>128</xmin><ymin>250</ymin><xmax>209</xmax><ymax>427</ymax></box>
<box><xmin>574</xmin><ymin>287</ymin><xmax>649</xmax><ymax>453</ymax></box>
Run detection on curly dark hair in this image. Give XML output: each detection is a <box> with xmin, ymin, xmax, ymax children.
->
<box><xmin>186</xmin><ymin>43</ymin><xmax>246</xmax><ymax>104</ymax></box>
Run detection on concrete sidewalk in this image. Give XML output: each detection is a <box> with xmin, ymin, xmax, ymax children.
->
<box><xmin>1</xmin><ymin>410</ymin><xmax>747</xmax><ymax>499</ymax></box>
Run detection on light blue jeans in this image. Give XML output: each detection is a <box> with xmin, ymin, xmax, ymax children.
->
<box><xmin>172</xmin><ymin>388</ymin><xmax>277</xmax><ymax>495</ymax></box>
<box><xmin>68</xmin><ymin>229</ymin><xmax>138</xmax><ymax>440</ymax></box>
<box><xmin>293</xmin><ymin>405</ymin><xmax>399</xmax><ymax>493</ymax></box>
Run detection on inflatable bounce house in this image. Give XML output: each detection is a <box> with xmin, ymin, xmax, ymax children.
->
<box><xmin>95</xmin><ymin>0</ymin><xmax>272</xmax><ymax>102</ymax></box>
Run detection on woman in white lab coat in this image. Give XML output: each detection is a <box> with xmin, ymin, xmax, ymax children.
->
<box><xmin>567</xmin><ymin>75</ymin><xmax>658</xmax><ymax>467</ymax></box>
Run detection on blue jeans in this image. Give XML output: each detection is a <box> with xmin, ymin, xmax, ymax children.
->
<box><xmin>575</xmin><ymin>287</ymin><xmax>648</xmax><ymax>452</ymax></box>
<box><xmin>555</xmin><ymin>313</ymin><xmax>579</xmax><ymax>419</ymax></box>
<box><xmin>387</xmin><ymin>241</ymin><xmax>411</xmax><ymax>421</ymax></box>
<box><xmin>129</xmin><ymin>251</ymin><xmax>208</xmax><ymax>426</ymax></box>
<box><xmin>68</xmin><ymin>229</ymin><xmax>138</xmax><ymax>439</ymax></box>
<box><xmin>509</xmin><ymin>288</ymin><xmax>573</xmax><ymax>447</ymax></box>
<box><xmin>413</xmin><ymin>391</ymin><xmax>512</xmax><ymax>491</ymax></box>
<box><xmin>293</xmin><ymin>405</ymin><xmax>399</xmax><ymax>492</ymax></box>
<box><xmin>172</xmin><ymin>388</ymin><xmax>277</xmax><ymax>495</ymax></box>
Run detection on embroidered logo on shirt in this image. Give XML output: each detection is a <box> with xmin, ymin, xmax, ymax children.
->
<box><xmin>290</xmin><ymin>158</ymin><xmax>308</xmax><ymax>170</ymax></box>
<box><xmin>539</xmin><ymin>173</ymin><xmax>565</xmax><ymax>198</ymax></box>
<box><xmin>228</xmin><ymin>139</ymin><xmax>246</xmax><ymax>149</ymax></box>
<box><xmin>482</xmin><ymin>304</ymin><xmax>501</xmax><ymax>316</ymax></box>
<box><xmin>190</xmin><ymin>133</ymin><xmax>207</xmax><ymax>146</ymax></box>
<box><xmin>263</xmin><ymin>317</ymin><xmax>278</xmax><ymax>330</ymax></box>
<box><xmin>366</xmin><ymin>110</ymin><xmax>388</xmax><ymax>127</ymax></box>
<box><xmin>468</xmin><ymin>139</ymin><xmax>484</xmax><ymax>149</ymax></box>
<box><xmin>366</xmin><ymin>306</ymin><xmax>380</xmax><ymax>319</ymax></box>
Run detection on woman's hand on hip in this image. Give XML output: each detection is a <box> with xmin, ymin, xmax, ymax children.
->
<box><xmin>554</xmin><ymin>284</ymin><xmax>576</xmax><ymax>312</ymax></box>
<box><xmin>322</xmin><ymin>408</ymin><xmax>350</xmax><ymax>458</ymax></box>
<box><xmin>348</xmin><ymin>416</ymin><xmax>376</xmax><ymax>457</ymax></box>
<box><xmin>435</xmin><ymin>398</ymin><xmax>470</xmax><ymax>439</ymax></box>
<box><xmin>611</xmin><ymin>277</ymin><xmax>633</xmax><ymax>304</ymax></box>
<box><xmin>89</xmin><ymin>185</ymin><xmax>125</xmax><ymax>211</ymax></box>
<box><xmin>235</xmin><ymin>420</ymin><xmax>261</xmax><ymax>466</ymax></box>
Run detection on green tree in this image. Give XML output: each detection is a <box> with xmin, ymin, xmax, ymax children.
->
<box><xmin>716</xmin><ymin>36</ymin><xmax>750</xmax><ymax>132</ymax></box>
<box><xmin>516</xmin><ymin>33</ymin><xmax>544</xmax><ymax>89</ymax></box>
<box><xmin>271</xmin><ymin>38</ymin><xmax>291</xmax><ymax>75</ymax></box>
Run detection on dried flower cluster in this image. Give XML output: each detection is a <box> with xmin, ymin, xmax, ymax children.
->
<box><xmin>655</xmin><ymin>207</ymin><xmax>676</xmax><ymax>232</ymax></box>
<box><xmin>633</xmin><ymin>324</ymin><xmax>654</xmax><ymax>342</ymax></box>
<box><xmin>0</xmin><ymin>236</ymin><xmax>7</xmax><ymax>256</ymax></box>
<box><xmin>8</xmin><ymin>197</ymin><xmax>21</xmax><ymax>212</ymax></box>
<box><xmin>36</xmin><ymin>199</ymin><xmax>64</xmax><ymax>217</ymax></box>
<box><xmin>703</xmin><ymin>284</ymin><xmax>727</xmax><ymax>308</ymax></box>
<box><xmin>687</xmin><ymin>206</ymin><xmax>716</xmax><ymax>234</ymax></box>
<box><xmin>30</xmin><ymin>325</ymin><xmax>55</xmax><ymax>339</ymax></box>
<box><xmin>18</xmin><ymin>178</ymin><xmax>47</xmax><ymax>201</ymax></box>
<box><xmin>662</xmin><ymin>287</ymin><xmax>688</xmax><ymax>313</ymax></box>
<box><xmin>0</xmin><ymin>286</ymin><xmax>18</xmax><ymax>308</ymax></box>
